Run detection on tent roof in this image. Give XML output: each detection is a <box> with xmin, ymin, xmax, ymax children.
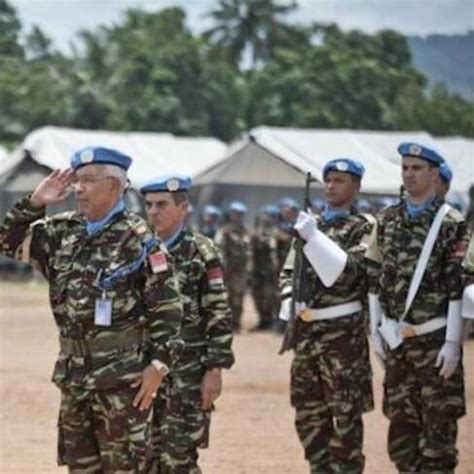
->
<box><xmin>196</xmin><ymin>126</ymin><xmax>473</xmax><ymax>197</ymax></box>
<box><xmin>0</xmin><ymin>126</ymin><xmax>227</xmax><ymax>186</ymax></box>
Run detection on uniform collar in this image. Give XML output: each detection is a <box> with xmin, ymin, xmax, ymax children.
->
<box><xmin>163</xmin><ymin>224</ymin><xmax>186</xmax><ymax>249</ymax></box>
<box><xmin>85</xmin><ymin>198</ymin><xmax>125</xmax><ymax>235</ymax></box>
<box><xmin>405</xmin><ymin>195</ymin><xmax>437</xmax><ymax>219</ymax></box>
<box><xmin>322</xmin><ymin>205</ymin><xmax>351</xmax><ymax>222</ymax></box>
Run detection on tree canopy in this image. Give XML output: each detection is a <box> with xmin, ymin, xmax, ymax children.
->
<box><xmin>0</xmin><ymin>0</ymin><xmax>472</xmax><ymax>147</ymax></box>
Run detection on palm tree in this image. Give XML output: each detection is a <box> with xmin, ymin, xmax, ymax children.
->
<box><xmin>205</xmin><ymin>0</ymin><xmax>298</xmax><ymax>67</ymax></box>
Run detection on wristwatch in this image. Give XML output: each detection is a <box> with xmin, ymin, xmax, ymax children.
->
<box><xmin>151</xmin><ymin>359</ymin><xmax>169</xmax><ymax>376</ymax></box>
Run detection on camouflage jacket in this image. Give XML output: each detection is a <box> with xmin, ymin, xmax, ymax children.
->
<box><xmin>251</xmin><ymin>225</ymin><xmax>279</xmax><ymax>279</ymax></box>
<box><xmin>281</xmin><ymin>209</ymin><xmax>374</xmax><ymax>313</ymax></box>
<box><xmin>275</xmin><ymin>225</ymin><xmax>293</xmax><ymax>271</ymax></box>
<box><xmin>0</xmin><ymin>196</ymin><xmax>184</xmax><ymax>390</ymax></box>
<box><xmin>215</xmin><ymin>223</ymin><xmax>252</xmax><ymax>282</ymax></box>
<box><xmin>463</xmin><ymin>236</ymin><xmax>474</xmax><ymax>287</ymax></box>
<box><xmin>366</xmin><ymin>198</ymin><xmax>469</xmax><ymax>325</ymax></box>
<box><xmin>168</xmin><ymin>227</ymin><xmax>234</xmax><ymax>370</ymax></box>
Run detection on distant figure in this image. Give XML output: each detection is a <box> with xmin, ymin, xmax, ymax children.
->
<box><xmin>251</xmin><ymin>204</ymin><xmax>280</xmax><ymax>330</ymax></box>
<box><xmin>276</xmin><ymin>197</ymin><xmax>299</xmax><ymax>271</ymax></box>
<box><xmin>215</xmin><ymin>201</ymin><xmax>252</xmax><ymax>330</ymax></box>
<box><xmin>201</xmin><ymin>204</ymin><xmax>221</xmax><ymax>239</ymax></box>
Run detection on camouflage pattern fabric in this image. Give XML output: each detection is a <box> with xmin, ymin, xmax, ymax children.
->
<box><xmin>281</xmin><ymin>209</ymin><xmax>374</xmax><ymax>474</ymax></box>
<box><xmin>58</xmin><ymin>385</ymin><xmax>152</xmax><ymax>472</ymax></box>
<box><xmin>275</xmin><ymin>225</ymin><xmax>293</xmax><ymax>272</ymax></box>
<box><xmin>251</xmin><ymin>225</ymin><xmax>280</xmax><ymax>328</ymax></box>
<box><xmin>215</xmin><ymin>223</ymin><xmax>251</xmax><ymax>330</ymax></box>
<box><xmin>366</xmin><ymin>198</ymin><xmax>469</xmax><ymax>472</ymax></box>
<box><xmin>148</xmin><ymin>228</ymin><xmax>234</xmax><ymax>473</ymax></box>
<box><xmin>0</xmin><ymin>196</ymin><xmax>184</xmax><ymax>471</ymax></box>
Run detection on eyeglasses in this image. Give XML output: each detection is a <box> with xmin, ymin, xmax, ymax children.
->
<box><xmin>72</xmin><ymin>175</ymin><xmax>114</xmax><ymax>186</ymax></box>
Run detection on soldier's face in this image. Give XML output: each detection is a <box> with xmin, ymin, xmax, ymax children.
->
<box><xmin>323</xmin><ymin>171</ymin><xmax>359</xmax><ymax>207</ymax></box>
<box><xmin>73</xmin><ymin>165</ymin><xmax>123</xmax><ymax>220</ymax></box>
<box><xmin>402</xmin><ymin>157</ymin><xmax>438</xmax><ymax>198</ymax></box>
<box><xmin>145</xmin><ymin>192</ymin><xmax>188</xmax><ymax>240</ymax></box>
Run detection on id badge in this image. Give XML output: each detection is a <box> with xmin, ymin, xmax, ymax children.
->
<box><xmin>95</xmin><ymin>293</ymin><xmax>113</xmax><ymax>326</ymax></box>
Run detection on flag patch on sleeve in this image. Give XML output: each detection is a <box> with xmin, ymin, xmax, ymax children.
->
<box><xmin>207</xmin><ymin>267</ymin><xmax>224</xmax><ymax>285</ymax></box>
<box><xmin>149</xmin><ymin>251</ymin><xmax>168</xmax><ymax>273</ymax></box>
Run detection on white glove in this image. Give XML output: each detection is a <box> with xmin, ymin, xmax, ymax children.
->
<box><xmin>278</xmin><ymin>298</ymin><xmax>291</xmax><ymax>321</ymax></box>
<box><xmin>294</xmin><ymin>211</ymin><xmax>317</xmax><ymax>242</ymax></box>
<box><xmin>295</xmin><ymin>301</ymin><xmax>307</xmax><ymax>316</ymax></box>
<box><xmin>371</xmin><ymin>332</ymin><xmax>386</xmax><ymax>367</ymax></box>
<box><xmin>435</xmin><ymin>341</ymin><xmax>461</xmax><ymax>379</ymax></box>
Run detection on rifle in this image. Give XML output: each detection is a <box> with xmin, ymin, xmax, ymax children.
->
<box><xmin>279</xmin><ymin>172</ymin><xmax>316</xmax><ymax>354</ymax></box>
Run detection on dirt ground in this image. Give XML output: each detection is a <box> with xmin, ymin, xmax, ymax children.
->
<box><xmin>0</xmin><ymin>280</ymin><xmax>473</xmax><ymax>474</ymax></box>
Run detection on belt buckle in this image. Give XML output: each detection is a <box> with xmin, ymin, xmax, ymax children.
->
<box><xmin>400</xmin><ymin>325</ymin><xmax>416</xmax><ymax>339</ymax></box>
<box><xmin>299</xmin><ymin>308</ymin><xmax>313</xmax><ymax>322</ymax></box>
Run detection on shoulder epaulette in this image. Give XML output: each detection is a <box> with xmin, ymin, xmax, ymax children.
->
<box><xmin>445</xmin><ymin>204</ymin><xmax>465</xmax><ymax>224</ymax></box>
<box><xmin>194</xmin><ymin>231</ymin><xmax>220</xmax><ymax>264</ymax></box>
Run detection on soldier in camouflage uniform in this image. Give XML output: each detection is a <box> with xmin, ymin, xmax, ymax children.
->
<box><xmin>275</xmin><ymin>197</ymin><xmax>299</xmax><ymax>271</ymax></box>
<box><xmin>215</xmin><ymin>201</ymin><xmax>251</xmax><ymax>331</ymax></box>
<box><xmin>280</xmin><ymin>159</ymin><xmax>374</xmax><ymax>474</ymax></box>
<box><xmin>367</xmin><ymin>143</ymin><xmax>468</xmax><ymax>473</ymax></box>
<box><xmin>0</xmin><ymin>147</ymin><xmax>184</xmax><ymax>473</ymax></box>
<box><xmin>140</xmin><ymin>175</ymin><xmax>235</xmax><ymax>474</ymax></box>
<box><xmin>251</xmin><ymin>204</ymin><xmax>280</xmax><ymax>330</ymax></box>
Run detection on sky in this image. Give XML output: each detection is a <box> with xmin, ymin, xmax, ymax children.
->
<box><xmin>10</xmin><ymin>0</ymin><xmax>474</xmax><ymax>53</ymax></box>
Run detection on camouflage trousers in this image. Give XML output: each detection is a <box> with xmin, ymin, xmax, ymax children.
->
<box><xmin>290</xmin><ymin>316</ymin><xmax>374</xmax><ymax>474</ymax></box>
<box><xmin>227</xmin><ymin>276</ymin><xmax>247</xmax><ymax>329</ymax></box>
<box><xmin>57</xmin><ymin>385</ymin><xmax>152</xmax><ymax>473</ymax></box>
<box><xmin>252</xmin><ymin>274</ymin><xmax>279</xmax><ymax>328</ymax></box>
<box><xmin>383</xmin><ymin>333</ymin><xmax>465</xmax><ymax>473</ymax></box>
<box><xmin>148</xmin><ymin>357</ymin><xmax>211</xmax><ymax>474</ymax></box>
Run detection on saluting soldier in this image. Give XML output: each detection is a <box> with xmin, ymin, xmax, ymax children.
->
<box><xmin>215</xmin><ymin>201</ymin><xmax>252</xmax><ymax>331</ymax></box>
<box><xmin>140</xmin><ymin>175</ymin><xmax>235</xmax><ymax>474</ymax></box>
<box><xmin>280</xmin><ymin>158</ymin><xmax>374</xmax><ymax>474</ymax></box>
<box><xmin>251</xmin><ymin>204</ymin><xmax>280</xmax><ymax>330</ymax></box>
<box><xmin>0</xmin><ymin>147</ymin><xmax>184</xmax><ymax>472</ymax></box>
<box><xmin>367</xmin><ymin>143</ymin><xmax>469</xmax><ymax>473</ymax></box>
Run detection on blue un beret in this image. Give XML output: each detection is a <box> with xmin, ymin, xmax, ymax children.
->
<box><xmin>279</xmin><ymin>197</ymin><xmax>299</xmax><ymax>210</ymax></box>
<box><xmin>397</xmin><ymin>142</ymin><xmax>444</xmax><ymax>166</ymax></box>
<box><xmin>439</xmin><ymin>162</ymin><xmax>453</xmax><ymax>183</ymax></box>
<box><xmin>71</xmin><ymin>146</ymin><xmax>132</xmax><ymax>171</ymax></box>
<box><xmin>260</xmin><ymin>204</ymin><xmax>280</xmax><ymax>216</ymax></box>
<box><xmin>203</xmin><ymin>204</ymin><xmax>221</xmax><ymax>217</ymax></box>
<box><xmin>228</xmin><ymin>201</ymin><xmax>247</xmax><ymax>213</ymax></box>
<box><xmin>323</xmin><ymin>158</ymin><xmax>365</xmax><ymax>179</ymax></box>
<box><xmin>140</xmin><ymin>174</ymin><xmax>192</xmax><ymax>194</ymax></box>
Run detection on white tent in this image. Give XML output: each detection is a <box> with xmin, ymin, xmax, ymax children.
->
<box><xmin>192</xmin><ymin>126</ymin><xmax>473</xmax><ymax>217</ymax></box>
<box><xmin>0</xmin><ymin>126</ymin><xmax>227</xmax><ymax>217</ymax></box>
<box><xmin>0</xmin><ymin>126</ymin><xmax>227</xmax><ymax>187</ymax></box>
<box><xmin>195</xmin><ymin>126</ymin><xmax>473</xmax><ymax>197</ymax></box>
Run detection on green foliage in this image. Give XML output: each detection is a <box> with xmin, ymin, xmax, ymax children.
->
<box><xmin>0</xmin><ymin>0</ymin><xmax>472</xmax><ymax>145</ymax></box>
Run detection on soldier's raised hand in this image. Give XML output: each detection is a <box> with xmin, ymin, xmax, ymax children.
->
<box><xmin>294</xmin><ymin>211</ymin><xmax>317</xmax><ymax>241</ymax></box>
<box><xmin>30</xmin><ymin>169</ymin><xmax>74</xmax><ymax>208</ymax></box>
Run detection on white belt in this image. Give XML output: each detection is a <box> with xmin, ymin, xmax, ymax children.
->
<box><xmin>399</xmin><ymin>316</ymin><xmax>447</xmax><ymax>339</ymax></box>
<box><xmin>300</xmin><ymin>301</ymin><xmax>362</xmax><ymax>322</ymax></box>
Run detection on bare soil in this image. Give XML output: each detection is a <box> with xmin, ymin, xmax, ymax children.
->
<box><xmin>1</xmin><ymin>281</ymin><xmax>472</xmax><ymax>473</ymax></box>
